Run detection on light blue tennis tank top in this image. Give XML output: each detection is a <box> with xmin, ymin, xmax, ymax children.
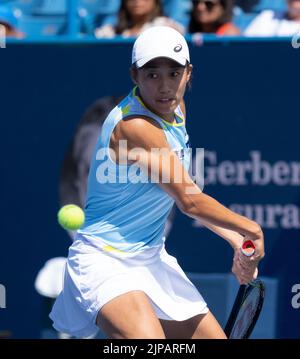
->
<box><xmin>78</xmin><ymin>87</ymin><xmax>191</xmax><ymax>252</ymax></box>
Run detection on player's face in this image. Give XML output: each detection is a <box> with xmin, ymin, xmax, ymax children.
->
<box><xmin>132</xmin><ymin>58</ymin><xmax>192</xmax><ymax>122</ymax></box>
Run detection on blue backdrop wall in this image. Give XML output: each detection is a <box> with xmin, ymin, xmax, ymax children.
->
<box><xmin>0</xmin><ymin>38</ymin><xmax>299</xmax><ymax>338</ymax></box>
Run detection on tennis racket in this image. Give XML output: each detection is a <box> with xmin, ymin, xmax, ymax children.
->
<box><xmin>224</xmin><ymin>240</ymin><xmax>265</xmax><ymax>339</ymax></box>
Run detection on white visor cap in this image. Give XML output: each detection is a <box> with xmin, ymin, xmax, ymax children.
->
<box><xmin>132</xmin><ymin>26</ymin><xmax>190</xmax><ymax>68</ymax></box>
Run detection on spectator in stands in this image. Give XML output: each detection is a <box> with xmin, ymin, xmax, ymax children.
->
<box><xmin>95</xmin><ymin>0</ymin><xmax>184</xmax><ymax>38</ymax></box>
<box><xmin>244</xmin><ymin>0</ymin><xmax>300</xmax><ymax>36</ymax></box>
<box><xmin>188</xmin><ymin>0</ymin><xmax>240</xmax><ymax>35</ymax></box>
<box><xmin>0</xmin><ymin>6</ymin><xmax>24</xmax><ymax>38</ymax></box>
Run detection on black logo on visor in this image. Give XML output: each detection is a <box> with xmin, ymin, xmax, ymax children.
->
<box><xmin>174</xmin><ymin>44</ymin><xmax>182</xmax><ymax>53</ymax></box>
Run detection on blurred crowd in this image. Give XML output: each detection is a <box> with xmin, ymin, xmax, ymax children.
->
<box><xmin>0</xmin><ymin>0</ymin><xmax>299</xmax><ymax>39</ymax></box>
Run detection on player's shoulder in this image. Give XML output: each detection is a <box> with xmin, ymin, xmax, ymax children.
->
<box><xmin>118</xmin><ymin>116</ymin><xmax>163</xmax><ymax>136</ymax></box>
<box><xmin>114</xmin><ymin>116</ymin><xmax>166</xmax><ymax>148</ymax></box>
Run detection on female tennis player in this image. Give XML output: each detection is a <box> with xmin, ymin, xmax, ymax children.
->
<box><xmin>50</xmin><ymin>26</ymin><xmax>264</xmax><ymax>339</ymax></box>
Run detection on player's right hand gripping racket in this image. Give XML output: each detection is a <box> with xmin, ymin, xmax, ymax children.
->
<box><xmin>224</xmin><ymin>240</ymin><xmax>265</xmax><ymax>339</ymax></box>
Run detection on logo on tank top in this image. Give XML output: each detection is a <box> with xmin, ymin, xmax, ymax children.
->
<box><xmin>174</xmin><ymin>148</ymin><xmax>185</xmax><ymax>161</ymax></box>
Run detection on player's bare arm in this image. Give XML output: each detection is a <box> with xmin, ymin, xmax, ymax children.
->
<box><xmin>112</xmin><ymin>118</ymin><xmax>264</xmax><ymax>253</ymax></box>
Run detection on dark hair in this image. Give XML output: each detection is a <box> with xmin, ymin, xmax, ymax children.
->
<box><xmin>188</xmin><ymin>0</ymin><xmax>234</xmax><ymax>34</ymax></box>
<box><xmin>115</xmin><ymin>0</ymin><xmax>164</xmax><ymax>34</ymax></box>
<box><xmin>0</xmin><ymin>20</ymin><xmax>16</xmax><ymax>32</ymax></box>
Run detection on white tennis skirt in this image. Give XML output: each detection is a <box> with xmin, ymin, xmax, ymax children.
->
<box><xmin>49</xmin><ymin>233</ymin><xmax>208</xmax><ymax>338</ymax></box>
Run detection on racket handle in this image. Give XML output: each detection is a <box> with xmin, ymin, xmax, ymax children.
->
<box><xmin>241</xmin><ymin>240</ymin><xmax>255</xmax><ymax>257</ymax></box>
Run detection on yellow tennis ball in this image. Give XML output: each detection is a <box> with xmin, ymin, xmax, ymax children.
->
<box><xmin>57</xmin><ymin>204</ymin><xmax>85</xmax><ymax>230</ymax></box>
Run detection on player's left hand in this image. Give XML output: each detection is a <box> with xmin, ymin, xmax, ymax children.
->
<box><xmin>232</xmin><ymin>248</ymin><xmax>258</xmax><ymax>285</ymax></box>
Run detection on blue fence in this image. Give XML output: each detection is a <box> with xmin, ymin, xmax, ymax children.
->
<box><xmin>1</xmin><ymin>37</ymin><xmax>300</xmax><ymax>338</ymax></box>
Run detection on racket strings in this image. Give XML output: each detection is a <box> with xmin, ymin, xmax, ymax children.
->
<box><xmin>231</xmin><ymin>287</ymin><xmax>262</xmax><ymax>338</ymax></box>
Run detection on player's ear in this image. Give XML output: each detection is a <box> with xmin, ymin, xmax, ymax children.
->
<box><xmin>186</xmin><ymin>63</ymin><xmax>193</xmax><ymax>83</ymax></box>
<box><xmin>130</xmin><ymin>66</ymin><xmax>138</xmax><ymax>85</ymax></box>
